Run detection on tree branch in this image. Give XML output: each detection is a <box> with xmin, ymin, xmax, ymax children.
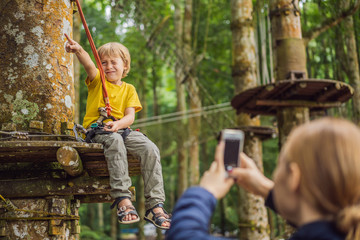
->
<box><xmin>146</xmin><ymin>15</ymin><xmax>171</xmax><ymax>49</ymax></box>
<box><xmin>303</xmin><ymin>0</ymin><xmax>360</xmax><ymax>46</ymax></box>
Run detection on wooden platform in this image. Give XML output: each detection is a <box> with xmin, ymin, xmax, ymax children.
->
<box><xmin>0</xmin><ymin>141</ymin><xmax>140</xmax><ymax>203</ymax></box>
<box><xmin>237</xmin><ymin>126</ymin><xmax>276</xmax><ymax>140</ymax></box>
<box><xmin>0</xmin><ymin>141</ymin><xmax>141</xmax><ymax>177</ymax></box>
<box><xmin>231</xmin><ymin>79</ymin><xmax>354</xmax><ymax>116</ymax></box>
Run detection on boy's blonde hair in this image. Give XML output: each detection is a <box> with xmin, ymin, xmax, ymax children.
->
<box><xmin>281</xmin><ymin>117</ymin><xmax>360</xmax><ymax>240</ymax></box>
<box><xmin>98</xmin><ymin>42</ymin><xmax>131</xmax><ymax>78</ymax></box>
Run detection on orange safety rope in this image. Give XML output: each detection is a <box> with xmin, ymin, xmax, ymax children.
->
<box><xmin>74</xmin><ymin>0</ymin><xmax>115</xmax><ymax>119</ymax></box>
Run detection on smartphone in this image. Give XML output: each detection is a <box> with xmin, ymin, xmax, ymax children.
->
<box><xmin>220</xmin><ymin>129</ymin><xmax>245</xmax><ymax>171</ymax></box>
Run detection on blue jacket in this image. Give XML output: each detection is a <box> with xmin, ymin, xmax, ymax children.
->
<box><xmin>166</xmin><ymin>187</ymin><xmax>226</xmax><ymax>240</ymax></box>
<box><xmin>166</xmin><ymin>187</ymin><xmax>345</xmax><ymax>240</ymax></box>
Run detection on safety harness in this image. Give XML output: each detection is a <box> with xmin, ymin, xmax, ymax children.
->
<box><xmin>84</xmin><ymin>116</ymin><xmax>131</xmax><ymax>143</ymax></box>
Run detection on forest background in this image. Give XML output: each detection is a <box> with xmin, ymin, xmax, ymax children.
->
<box><xmin>73</xmin><ymin>0</ymin><xmax>360</xmax><ymax>239</ymax></box>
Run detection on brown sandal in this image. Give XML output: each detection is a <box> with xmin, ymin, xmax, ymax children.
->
<box><xmin>117</xmin><ymin>205</ymin><xmax>140</xmax><ymax>224</ymax></box>
<box><xmin>144</xmin><ymin>203</ymin><xmax>171</xmax><ymax>230</ymax></box>
<box><xmin>111</xmin><ymin>197</ymin><xmax>140</xmax><ymax>224</ymax></box>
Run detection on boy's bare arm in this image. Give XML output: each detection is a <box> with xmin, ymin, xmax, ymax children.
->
<box><xmin>64</xmin><ymin>34</ymin><xmax>97</xmax><ymax>81</ymax></box>
<box><xmin>104</xmin><ymin>108</ymin><xmax>135</xmax><ymax>132</ymax></box>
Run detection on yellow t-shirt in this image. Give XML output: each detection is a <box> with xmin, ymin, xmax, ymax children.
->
<box><xmin>83</xmin><ymin>69</ymin><xmax>142</xmax><ymax>129</ymax></box>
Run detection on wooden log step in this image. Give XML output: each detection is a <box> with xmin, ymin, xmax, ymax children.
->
<box><xmin>56</xmin><ymin>146</ymin><xmax>83</xmax><ymax>177</ymax></box>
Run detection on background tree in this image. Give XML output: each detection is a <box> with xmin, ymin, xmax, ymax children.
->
<box><xmin>71</xmin><ymin>0</ymin><xmax>360</xmax><ymax>239</ymax></box>
<box><xmin>230</xmin><ymin>0</ymin><xmax>270</xmax><ymax>239</ymax></box>
<box><xmin>174</xmin><ymin>0</ymin><xmax>189</xmax><ymax>196</ymax></box>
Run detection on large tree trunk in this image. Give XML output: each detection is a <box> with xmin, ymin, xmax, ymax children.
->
<box><xmin>188</xmin><ymin>76</ymin><xmax>201</xmax><ymax>185</ymax></box>
<box><xmin>238</xmin><ymin>138</ymin><xmax>269</xmax><ymax>240</ymax></box>
<box><xmin>138</xmin><ymin>177</ymin><xmax>146</xmax><ymax>240</ymax></box>
<box><xmin>231</xmin><ymin>0</ymin><xmax>270</xmax><ymax>239</ymax></box>
<box><xmin>73</xmin><ymin>0</ymin><xmax>82</xmax><ymax>123</ymax></box>
<box><xmin>87</xmin><ymin>204</ymin><xmax>96</xmax><ymax>230</ymax></box>
<box><xmin>0</xmin><ymin>0</ymin><xmax>75</xmax><ymax>134</ymax></box>
<box><xmin>1</xmin><ymin>197</ymin><xmax>80</xmax><ymax>240</ymax></box>
<box><xmin>333</xmin><ymin>25</ymin><xmax>348</xmax><ymax>118</ymax></box>
<box><xmin>97</xmin><ymin>203</ymin><xmax>104</xmax><ymax>231</ymax></box>
<box><xmin>152</xmin><ymin>58</ymin><xmax>160</xmax><ymax>116</ymax></box>
<box><xmin>137</xmin><ymin>55</ymin><xmax>148</xmax><ymax>240</ymax></box>
<box><xmin>174</xmin><ymin>1</ymin><xmax>189</xmax><ymax>196</ymax></box>
<box><xmin>270</xmin><ymin>0</ymin><xmax>308</xmax><ymax>237</ymax></box>
<box><xmin>0</xmin><ymin>1</ymin><xmax>79</xmax><ymax>239</ymax></box>
<box><xmin>110</xmin><ymin>210</ymin><xmax>118</xmax><ymax>239</ymax></box>
<box><xmin>184</xmin><ymin>0</ymin><xmax>202</xmax><ymax>186</ymax></box>
<box><xmin>341</xmin><ymin>0</ymin><xmax>360</xmax><ymax>125</ymax></box>
<box><xmin>270</xmin><ymin>0</ymin><xmax>309</xmax><ymax>147</ymax></box>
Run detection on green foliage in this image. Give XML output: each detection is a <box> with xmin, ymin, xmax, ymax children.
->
<box><xmin>75</xmin><ymin>0</ymin><xmax>360</xmax><ymax>238</ymax></box>
<box><xmin>80</xmin><ymin>225</ymin><xmax>113</xmax><ymax>240</ymax></box>
<box><xmin>260</xmin><ymin>116</ymin><xmax>279</xmax><ymax>178</ymax></box>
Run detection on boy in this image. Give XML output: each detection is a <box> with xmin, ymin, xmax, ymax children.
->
<box><xmin>65</xmin><ymin>34</ymin><xmax>171</xmax><ymax>229</ymax></box>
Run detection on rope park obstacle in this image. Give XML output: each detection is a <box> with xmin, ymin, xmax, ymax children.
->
<box><xmin>0</xmin><ymin>0</ymin><xmax>355</xmax><ymax>239</ymax></box>
<box><xmin>0</xmin><ymin>0</ymin><xmax>274</xmax><ymax>237</ymax></box>
<box><xmin>0</xmin><ymin>2</ymin><xmax>240</xmax><ymax>238</ymax></box>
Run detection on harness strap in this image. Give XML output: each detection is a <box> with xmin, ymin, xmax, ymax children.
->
<box><xmin>73</xmin><ymin>0</ymin><xmax>115</xmax><ymax>119</ymax></box>
<box><xmin>85</xmin><ymin>127</ymin><xmax>131</xmax><ymax>143</ymax></box>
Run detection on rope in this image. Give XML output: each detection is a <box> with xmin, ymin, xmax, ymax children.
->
<box><xmin>135</xmin><ymin>102</ymin><xmax>231</xmax><ymax>123</ymax></box>
<box><xmin>73</xmin><ymin>0</ymin><xmax>115</xmax><ymax>119</ymax></box>
<box><xmin>133</xmin><ymin>105</ymin><xmax>233</xmax><ymax>128</ymax></box>
<box><xmin>0</xmin><ymin>194</ymin><xmax>16</xmax><ymax>211</ymax></box>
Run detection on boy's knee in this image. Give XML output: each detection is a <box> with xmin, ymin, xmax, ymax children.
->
<box><xmin>136</xmin><ymin>143</ymin><xmax>159</xmax><ymax>161</ymax></box>
<box><xmin>145</xmin><ymin>143</ymin><xmax>160</xmax><ymax>156</ymax></box>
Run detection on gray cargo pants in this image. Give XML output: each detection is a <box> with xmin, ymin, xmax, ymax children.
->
<box><xmin>93</xmin><ymin>129</ymin><xmax>165</xmax><ymax>210</ymax></box>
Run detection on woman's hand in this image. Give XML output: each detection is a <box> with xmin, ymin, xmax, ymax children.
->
<box><xmin>199</xmin><ymin>141</ymin><xmax>235</xmax><ymax>199</ymax></box>
<box><xmin>229</xmin><ymin>153</ymin><xmax>274</xmax><ymax>198</ymax></box>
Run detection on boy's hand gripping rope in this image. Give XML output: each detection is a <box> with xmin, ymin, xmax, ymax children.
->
<box><xmin>73</xmin><ymin>0</ymin><xmax>116</xmax><ymax>120</ymax></box>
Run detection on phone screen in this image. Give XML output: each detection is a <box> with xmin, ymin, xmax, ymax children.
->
<box><xmin>221</xmin><ymin>129</ymin><xmax>244</xmax><ymax>171</ymax></box>
<box><xmin>224</xmin><ymin>139</ymin><xmax>241</xmax><ymax>170</ymax></box>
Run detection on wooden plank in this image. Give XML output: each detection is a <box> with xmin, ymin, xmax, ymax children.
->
<box><xmin>237</xmin><ymin>126</ymin><xmax>276</xmax><ymax>140</ymax></box>
<box><xmin>0</xmin><ymin>141</ymin><xmax>103</xmax><ymax>149</ymax></box>
<box><xmin>0</xmin><ymin>141</ymin><xmax>141</xmax><ymax>177</ymax></box>
<box><xmin>0</xmin><ymin>176</ymin><xmax>111</xmax><ymax>198</ymax></box>
<box><xmin>0</xmin><ymin>176</ymin><xmax>137</xmax><ymax>203</ymax></box>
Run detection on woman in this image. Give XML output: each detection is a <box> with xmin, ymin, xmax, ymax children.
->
<box><xmin>166</xmin><ymin>118</ymin><xmax>360</xmax><ymax>240</ymax></box>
